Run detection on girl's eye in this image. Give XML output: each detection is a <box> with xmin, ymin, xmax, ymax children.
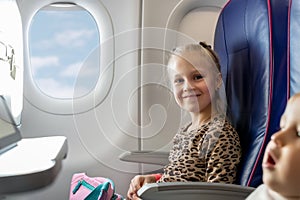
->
<box><xmin>174</xmin><ymin>78</ymin><xmax>184</xmax><ymax>84</ymax></box>
<box><xmin>297</xmin><ymin>130</ymin><xmax>300</xmax><ymax>137</ymax></box>
<box><xmin>194</xmin><ymin>74</ymin><xmax>203</xmax><ymax>80</ymax></box>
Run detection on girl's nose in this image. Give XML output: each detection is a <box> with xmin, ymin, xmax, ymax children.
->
<box><xmin>183</xmin><ymin>80</ymin><xmax>194</xmax><ymax>91</ymax></box>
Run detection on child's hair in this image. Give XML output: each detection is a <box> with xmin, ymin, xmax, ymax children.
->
<box><xmin>166</xmin><ymin>42</ymin><xmax>227</xmax><ymax>115</ymax></box>
<box><xmin>169</xmin><ymin>42</ymin><xmax>221</xmax><ymax>73</ymax></box>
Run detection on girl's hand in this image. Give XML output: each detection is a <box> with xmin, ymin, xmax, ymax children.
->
<box><xmin>127</xmin><ymin>175</ymin><xmax>156</xmax><ymax>200</ymax></box>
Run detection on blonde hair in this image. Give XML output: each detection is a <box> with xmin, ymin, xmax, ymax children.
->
<box><xmin>169</xmin><ymin>42</ymin><xmax>220</xmax><ymax>71</ymax></box>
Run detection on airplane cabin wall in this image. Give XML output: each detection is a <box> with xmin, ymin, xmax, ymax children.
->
<box><xmin>3</xmin><ymin>0</ymin><xmax>228</xmax><ymax>199</ymax></box>
<box><xmin>7</xmin><ymin>0</ymin><xmax>141</xmax><ymax>199</ymax></box>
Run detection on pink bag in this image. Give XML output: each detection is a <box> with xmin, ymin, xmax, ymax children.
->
<box><xmin>69</xmin><ymin>173</ymin><xmax>124</xmax><ymax>200</ymax></box>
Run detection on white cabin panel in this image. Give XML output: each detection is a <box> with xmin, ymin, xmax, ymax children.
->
<box><xmin>5</xmin><ymin>0</ymin><xmax>141</xmax><ymax>199</ymax></box>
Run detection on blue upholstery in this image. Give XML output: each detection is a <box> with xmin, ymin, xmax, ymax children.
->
<box><xmin>214</xmin><ymin>0</ymin><xmax>289</xmax><ymax>187</ymax></box>
<box><xmin>290</xmin><ymin>0</ymin><xmax>300</xmax><ymax>96</ymax></box>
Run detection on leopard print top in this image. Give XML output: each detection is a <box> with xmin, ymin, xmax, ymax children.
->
<box><xmin>157</xmin><ymin>115</ymin><xmax>241</xmax><ymax>183</ymax></box>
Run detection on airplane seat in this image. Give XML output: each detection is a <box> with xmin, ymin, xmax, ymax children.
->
<box><xmin>214</xmin><ymin>0</ymin><xmax>290</xmax><ymax>187</ymax></box>
<box><xmin>290</xmin><ymin>0</ymin><xmax>300</xmax><ymax>96</ymax></box>
<box><xmin>214</xmin><ymin>0</ymin><xmax>270</xmax><ymax>187</ymax></box>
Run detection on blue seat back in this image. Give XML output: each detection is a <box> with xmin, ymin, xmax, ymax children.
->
<box><xmin>214</xmin><ymin>0</ymin><xmax>290</xmax><ymax>187</ymax></box>
<box><xmin>290</xmin><ymin>0</ymin><xmax>300</xmax><ymax>96</ymax></box>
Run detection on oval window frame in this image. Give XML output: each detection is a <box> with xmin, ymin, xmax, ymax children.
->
<box><xmin>20</xmin><ymin>0</ymin><xmax>114</xmax><ymax>114</ymax></box>
<box><xmin>162</xmin><ymin>0</ymin><xmax>227</xmax><ymax>50</ymax></box>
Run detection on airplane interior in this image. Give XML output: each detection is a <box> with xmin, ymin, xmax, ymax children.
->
<box><xmin>0</xmin><ymin>0</ymin><xmax>298</xmax><ymax>199</ymax></box>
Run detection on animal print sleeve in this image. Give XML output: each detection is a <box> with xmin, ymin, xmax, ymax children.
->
<box><xmin>203</xmin><ymin>122</ymin><xmax>242</xmax><ymax>183</ymax></box>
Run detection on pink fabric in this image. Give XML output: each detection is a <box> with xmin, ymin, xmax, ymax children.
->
<box><xmin>69</xmin><ymin>173</ymin><xmax>115</xmax><ymax>200</ymax></box>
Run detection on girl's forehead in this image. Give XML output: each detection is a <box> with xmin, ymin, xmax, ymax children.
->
<box><xmin>169</xmin><ymin>53</ymin><xmax>214</xmax><ymax>70</ymax></box>
<box><xmin>178</xmin><ymin>51</ymin><xmax>207</xmax><ymax>62</ymax></box>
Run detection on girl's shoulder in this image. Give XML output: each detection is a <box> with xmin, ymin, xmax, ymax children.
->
<box><xmin>209</xmin><ymin>114</ymin><xmax>231</xmax><ymax>127</ymax></box>
<box><xmin>209</xmin><ymin>114</ymin><xmax>239</xmax><ymax>136</ymax></box>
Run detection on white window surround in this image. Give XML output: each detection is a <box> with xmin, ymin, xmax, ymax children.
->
<box><xmin>19</xmin><ymin>0</ymin><xmax>114</xmax><ymax>114</ymax></box>
<box><xmin>0</xmin><ymin>0</ymin><xmax>23</xmax><ymax>125</ymax></box>
<box><xmin>162</xmin><ymin>0</ymin><xmax>227</xmax><ymax>51</ymax></box>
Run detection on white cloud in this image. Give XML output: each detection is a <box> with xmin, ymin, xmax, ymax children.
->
<box><xmin>60</xmin><ymin>61</ymin><xmax>98</xmax><ymax>78</ymax></box>
<box><xmin>36</xmin><ymin>77</ymin><xmax>90</xmax><ymax>98</ymax></box>
<box><xmin>60</xmin><ymin>62</ymin><xmax>82</xmax><ymax>78</ymax></box>
<box><xmin>54</xmin><ymin>29</ymin><xmax>95</xmax><ymax>47</ymax></box>
<box><xmin>34</xmin><ymin>29</ymin><xmax>95</xmax><ymax>50</ymax></box>
<box><xmin>36</xmin><ymin>78</ymin><xmax>74</xmax><ymax>98</ymax></box>
<box><xmin>35</xmin><ymin>40</ymin><xmax>53</xmax><ymax>50</ymax></box>
<box><xmin>31</xmin><ymin>56</ymin><xmax>60</xmax><ymax>75</ymax></box>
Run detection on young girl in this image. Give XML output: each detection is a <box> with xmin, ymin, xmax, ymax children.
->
<box><xmin>246</xmin><ymin>93</ymin><xmax>300</xmax><ymax>200</ymax></box>
<box><xmin>127</xmin><ymin>42</ymin><xmax>242</xmax><ymax>200</ymax></box>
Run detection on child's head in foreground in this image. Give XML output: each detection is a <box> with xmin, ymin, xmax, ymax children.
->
<box><xmin>262</xmin><ymin>92</ymin><xmax>300</xmax><ymax>198</ymax></box>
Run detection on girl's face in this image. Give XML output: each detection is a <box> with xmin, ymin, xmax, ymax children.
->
<box><xmin>168</xmin><ymin>51</ymin><xmax>220</xmax><ymax>115</ymax></box>
<box><xmin>262</xmin><ymin>94</ymin><xmax>300</xmax><ymax>198</ymax></box>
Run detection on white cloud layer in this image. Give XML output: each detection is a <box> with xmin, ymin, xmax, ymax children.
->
<box><xmin>31</xmin><ymin>56</ymin><xmax>60</xmax><ymax>72</ymax></box>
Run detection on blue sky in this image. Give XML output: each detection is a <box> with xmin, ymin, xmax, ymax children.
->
<box><xmin>29</xmin><ymin>9</ymin><xmax>99</xmax><ymax>99</ymax></box>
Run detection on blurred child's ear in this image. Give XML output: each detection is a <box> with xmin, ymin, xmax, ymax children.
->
<box><xmin>216</xmin><ymin>73</ymin><xmax>222</xmax><ymax>90</ymax></box>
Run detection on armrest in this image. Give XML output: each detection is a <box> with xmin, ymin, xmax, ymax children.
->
<box><xmin>119</xmin><ymin>151</ymin><xmax>169</xmax><ymax>166</ymax></box>
<box><xmin>137</xmin><ymin>182</ymin><xmax>255</xmax><ymax>200</ymax></box>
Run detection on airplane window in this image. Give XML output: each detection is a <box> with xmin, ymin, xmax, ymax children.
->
<box><xmin>29</xmin><ymin>5</ymin><xmax>100</xmax><ymax>99</ymax></box>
